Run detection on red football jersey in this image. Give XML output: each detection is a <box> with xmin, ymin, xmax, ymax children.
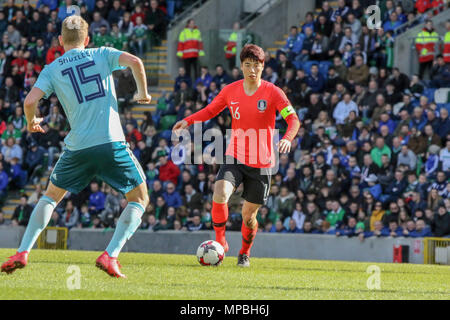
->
<box><xmin>185</xmin><ymin>80</ymin><xmax>298</xmax><ymax>168</ymax></box>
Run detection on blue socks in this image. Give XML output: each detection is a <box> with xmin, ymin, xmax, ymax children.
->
<box><xmin>105</xmin><ymin>202</ymin><xmax>145</xmax><ymax>258</ymax></box>
<box><xmin>18</xmin><ymin>195</ymin><xmax>57</xmax><ymax>253</ymax></box>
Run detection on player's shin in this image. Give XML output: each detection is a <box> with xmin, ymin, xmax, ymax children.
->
<box><xmin>240</xmin><ymin>219</ymin><xmax>258</xmax><ymax>256</ymax></box>
<box><xmin>212</xmin><ymin>201</ymin><xmax>229</xmax><ymax>247</ymax></box>
<box><xmin>18</xmin><ymin>195</ymin><xmax>57</xmax><ymax>253</ymax></box>
<box><xmin>105</xmin><ymin>202</ymin><xmax>145</xmax><ymax>258</ymax></box>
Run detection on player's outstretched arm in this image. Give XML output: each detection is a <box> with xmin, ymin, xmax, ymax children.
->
<box><xmin>172</xmin><ymin>89</ymin><xmax>228</xmax><ymax>136</ymax></box>
<box><xmin>24</xmin><ymin>87</ymin><xmax>45</xmax><ymax>133</ymax></box>
<box><xmin>118</xmin><ymin>51</ymin><xmax>151</xmax><ymax>104</ymax></box>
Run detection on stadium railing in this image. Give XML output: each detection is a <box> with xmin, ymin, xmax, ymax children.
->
<box><xmin>423</xmin><ymin>237</ymin><xmax>450</xmax><ymax>265</ymax></box>
<box><xmin>167</xmin><ymin>0</ymin><xmax>210</xmax><ymax>29</ymax></box>
<box><xmin>37</xmin><ymin>227</ymin><xmax>68</xmax><ymax>250</ymax></box>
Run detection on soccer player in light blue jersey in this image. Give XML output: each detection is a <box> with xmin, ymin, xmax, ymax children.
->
<box><xmin>1</xmin><ymin>15</ymin><xmax>151</xmax><ymax>278</ymax></box>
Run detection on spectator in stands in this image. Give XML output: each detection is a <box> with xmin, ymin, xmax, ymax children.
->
<box><xmin>130</xmin><ymin>16</ymin><xmax>148</xmax><ymax>57</ymax></box>
<box><xmin>333</xmin><ymin>93</ymin><xmax>358</xmax><ymax>125</ymax></box>
<box><xmin>118</xmin><ymin>11</ymin><xmax>134</xmax><ymax>36</ymax></box>
<box><xmin>347</xmin><ymin>54</ymin><xmax>369</xmax><ymax>85</ymax></box>
<box><xmin>157</xmin><ymin>154</ymin><xmax>180</xmax><ymax>187</ymax></box>
<box><xmin>296</xmin><ymin>26</ymin><xmax>314</xmax><ymax>62</ymax></box>
<box><xmin>306</xmin><ymin>64</ymin><xmax>325</xmax><ymax>93</ymax></box>
<box><xmin>212</xmin><ymin>64</ymin><xmax>231</xmax><ymax>87</ymax></box>
<box><xmin>0</xmin><ymin>76</ymin><xmax>19</xmax><ymax>111</ymax></box>
<box><xmin>331</xmin><ymin>0</ymin><xmax>349</xmax><ymax>22</ymax></box>
<box><xmin>89</xmin><ymin>11</ymin><xmax>110</xmax><ymax>35</ymax></box>
<box><xmin>62</xmin><ymin>200</ymin><xmax>79</xmax><ymax>230</ymax></box>
<box><xmin>440</xmin><ymin>140</ymin><xmax>450</xmax><ymax>171</ymax></box>
<box><xmin>88</xmin><ymin>181</ymin><xmax>106</xmax><ymax>216</ymax></box>
<box><xmin>282</xmin><ymin>26</ymin><xmax>304</xmax><ymax>61</ymax></box>
<box><xmin>430</xmin><ymin>54</ymin><xmax>450</xmax><ymax>88</ymax></box>
<box><xmin>162</xmin><ymin>181</ymin><xmax>182</xmax><ymax>208</ymax></box>
<box><xmin>108</xmin><ymin>0</ymin><xmax>124</xmax><ymax>26</ymax></box>
<box><xmin>146</xmin><ymin>0</ymin><xmax>167</xmax><ymax>47</ymax></box>
<box><xmin>315</xmin><ymin>14</ymin><xmax>332</xmax><ymax>38</ymax></box>
<box><xmin>11</xmin><ymin>195</ymin><xmax>33</xmax><ymax>226</ymax></box>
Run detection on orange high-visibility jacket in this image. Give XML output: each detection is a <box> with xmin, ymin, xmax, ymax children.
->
<box><xmin>415</xmin><ymin>28</ymin><xmax>439</xmax><ymax>63</ymax></box>
<box><xmin>443</xmin><ymin>31</ymin><xmax>450</xmax><ymax>63</ymax></box>
<box><xmin>177</xmin><ymin>27</ymin><xmax>205</xmax><ymax>59</ymax></box>
<box><xmin>224</xmin><ymin>32</ymin><xmax>237</xmax><ymax>59</ymax></box>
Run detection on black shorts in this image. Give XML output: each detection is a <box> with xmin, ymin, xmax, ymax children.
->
<box><xmin>216</xmin><ymin>156</ymin><xmax>272</xmax><ymax>205</ymax></box>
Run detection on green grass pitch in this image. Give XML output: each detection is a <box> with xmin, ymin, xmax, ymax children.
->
<box><xmin>0</xmin><ymin>249</ymin><xmax>449</xmax><ymax>300</ymax></box>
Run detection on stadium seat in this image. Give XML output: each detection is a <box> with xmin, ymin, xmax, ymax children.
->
<box><xmin>318</xmin><ymin>61</ymin><xmax>332</xmax><ymax>78</ymax></box>
<box><xmin>159</xmin><ymin>115</ymin><xmax>177</xmax><ymax>131</ymax></box>
<box><xmin>302</xmin><ymin>60</ymin><xmax>319</xmax><ymax>75</ymax></box>
<box><xmin>437</xmin><ymin>103</ymin><xmax>450</xmax><ymax>113</ymax></box>
<box><xmin>293</xmin><ymin>61</ymin><xmax>303</xmax><ymax>71</ymax></box>
<box><xmin>423</xmin><ymin>88</ymin><xmax>436</xmax><ymax>102</ymax></box>
<box><xmin>159</xmin><ymin>129</ymin><xmax>173</xmax><ymax>141</ymax></box>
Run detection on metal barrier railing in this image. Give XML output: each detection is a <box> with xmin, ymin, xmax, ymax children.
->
<box><xmin>423</xmin><ymin>237</ymin><xmax>450</xmax><ymax>264</ymax></box>
<box><xmin>392</xmin><ymin>2</ymin><xmax>449</xmax><ymax>35</ymax></box>
<box><xmin>37</xmin><ymin>227</ymin><xmax>68</xmax><ymax>250</ymax></box>
<box><xmin>168</xmin><ymin>0</ymin><xmax>210</xmax><ymax>30</ymax></box>
<box><xmin>239</xmin><ymin>0</ymin><xmax>278</xmax><ymax>27</ymax></box>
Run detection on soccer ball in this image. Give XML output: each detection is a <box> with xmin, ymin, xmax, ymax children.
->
<box><xmin>196</xmin><ymin>240</ymin><xmax>225</xmax><ymax>266</ymax></box>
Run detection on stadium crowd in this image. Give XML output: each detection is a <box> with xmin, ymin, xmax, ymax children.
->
<box><xmin>0</xmin><ymin>0</ymin><xmax>449</xmax><ymax>241</ymax></box>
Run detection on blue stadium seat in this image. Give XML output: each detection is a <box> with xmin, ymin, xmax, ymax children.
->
<box><xmin>292</xmin><ymin>61</ymin><xmax>303</xmax><ymax>71</ymax></box>
<box><xmin>437</xmin><ymin>103</ymin><xmax>450</xmax><ymax>113</ymax></box>
<box><xmin>159</xmin><ymin>129</ymin><xmax>173</xmax><ymax>142</ymax></box>
<box><xmin>318</xmin><ymin>61</ymin><xmax>332</xmax><ymax>78</ymax></box>
<box><xmin>423</xmin><ymin>88</ymin><xmax>436</xmax><ymax>102</ymax></box>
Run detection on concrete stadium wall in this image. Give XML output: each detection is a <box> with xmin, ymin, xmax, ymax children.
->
<box><xmin>394</xmin><ymin>9</ymin><xmax>450</xmax><ymax>76</ymax></box>
<box><xmin>245</xmin><ymin>0</ymin><xmax>315</xmax><ymax>50</ymax></box>
<box><xmin>0</xmin><ymin>226</ymin><xmax>25</xmax><ymax>249</ymax></box>
<box><xmin>1</xmin><ymin>226</ymin><xmax>425</xmax><ymax>264</ymax></box>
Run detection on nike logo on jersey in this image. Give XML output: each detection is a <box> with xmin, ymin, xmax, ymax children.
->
<box><xmin>231</xmin><ymin>101</ymin><xmax>239</xmax><ymax>104</ymax></box>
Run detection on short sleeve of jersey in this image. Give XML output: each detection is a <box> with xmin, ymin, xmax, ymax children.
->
<box><xmin>34</xmin><ymin>66</ymin><xmax>54</xmax><ymax>99</ymax></box>
<box><xmin>101</xmin><ymin>47</ymin><xmax>126</xmax><ymax>72</ymax></box>
<box><xmin>271</xmin><ymin>84</ymin><xmax>295</xmax><ymax>118</ymax></box>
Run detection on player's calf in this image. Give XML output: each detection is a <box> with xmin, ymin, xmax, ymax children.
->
<box><xmin>212</xmin><ymin>201</ymin><xmax>229</xmax><ymax>253</ymax></box>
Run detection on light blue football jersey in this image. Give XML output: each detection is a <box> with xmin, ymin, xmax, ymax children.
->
<box><xmin>34</xmin><ymin>46</ymin><xmax>127</xmax><ymax>151</ymax></box>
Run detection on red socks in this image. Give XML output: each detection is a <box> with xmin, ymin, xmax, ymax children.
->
<box><xmin>240</xmin><ymin>221</ymin><xmax>258</xmax><ymax>256</ymax></box>
<box><xmin>212</xmin><ymin>201</ymin><xmax>228</xmax><ymax>246</ymax></box>
<box><xmin>212</xmin><ymin>200</ymin><xmax>258</xmax><ymax>256</ymax></box>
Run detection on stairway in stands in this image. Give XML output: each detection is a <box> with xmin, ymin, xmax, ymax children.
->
<box><xmin>132</xmin><ymin>41</ymin><xmax>174</xmax><ymax>127</ymax></box>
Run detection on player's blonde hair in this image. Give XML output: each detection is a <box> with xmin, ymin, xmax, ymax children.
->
<box><xmin>61</xmin><ymin>15</ymin><xmax>89</xmax><ymax>46</ymax></box>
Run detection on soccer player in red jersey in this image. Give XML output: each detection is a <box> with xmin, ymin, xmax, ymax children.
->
<box><xmin>173</xmin><ymin>44</ymin><xmax>300</xmax><ymax>267</ymax></box>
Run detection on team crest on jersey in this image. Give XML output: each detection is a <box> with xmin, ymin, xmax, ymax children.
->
<box><xmin>257</xmin><ymin>99</ymin><xmax>267</xmax><ymax>112</ymax></box>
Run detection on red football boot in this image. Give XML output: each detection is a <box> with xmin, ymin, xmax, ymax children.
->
<box><xmin>95</xmin><ymin>251</ymin><xmax>126</xmax><ymax>278</ymax></box>
<box><xmin>1</xmin><ymin>251</ymin><xmax>29</xmax><ymax>274</ymax></box>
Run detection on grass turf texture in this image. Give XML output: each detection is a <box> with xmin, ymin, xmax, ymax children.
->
<box><xmin>0</xmin><ymin>249</ymin><xmax>449</xmax><ymax>300</ymax></box>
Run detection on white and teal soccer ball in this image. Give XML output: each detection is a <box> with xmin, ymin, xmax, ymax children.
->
<box><xmin>196</xmin><ymin>240</ymin><xmax>225</xmax><ymax>266</ymax></box>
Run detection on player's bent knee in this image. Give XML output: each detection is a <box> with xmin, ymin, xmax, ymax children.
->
<box><xmin>126</xmin><ymin>182</ymin><xmax>149</xmax><ymax>209</ymax></box>
<box><xmin>44</xmin><ymin>182</ymin><xmax>67</xmax><ymax>204</ymax></box>
<box><xmin>213</xmin><ymin>180</ymin><xmax>233</xmax><ymax>203</ymax></box>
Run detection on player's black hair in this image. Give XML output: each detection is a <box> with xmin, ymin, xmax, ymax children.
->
<box><xmin>240</xmin><ymin>44</ymin><xmax>265</xmax><ymax>63</ymax></box>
